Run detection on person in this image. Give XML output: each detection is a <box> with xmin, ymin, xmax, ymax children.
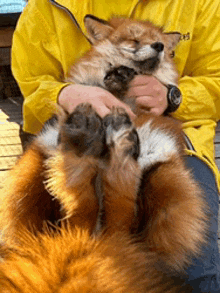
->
<box><xmin>11</xmin><ymin>0</ymin><xmax>220</xmax><ymax>291</ymax></box>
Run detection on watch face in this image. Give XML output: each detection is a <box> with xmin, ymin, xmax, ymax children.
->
<box><xmin>165</xmin><ymin>85</ymin><xmax>182</xmax><ymax>114</ymax></box>
<box><xmin>170</xmin><ymin>86</ymin><xmax>182</xmax><ymax>106</ymax></box>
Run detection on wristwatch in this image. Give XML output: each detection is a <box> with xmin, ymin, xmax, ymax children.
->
<box><xmin>164</xmin><ymin>84</ymin><xmax>182</xmax><ymax>115</ymax></box>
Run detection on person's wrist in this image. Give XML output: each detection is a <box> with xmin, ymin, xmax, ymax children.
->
<box><xmin>58</xmin><ymin>84</ymin><xmax>77</xmax><ymax>113</ymax></box>
<box><xmin>164</xmin><ymin>84</ymin><xmax>182</xmax><ymax>115</ymax></box>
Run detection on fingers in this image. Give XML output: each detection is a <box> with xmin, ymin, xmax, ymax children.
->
<box><xmin>127</xmin><ymin>75</ymin><xmax>167</xmax><ymax>98</ymax></box>
<box><xmin>92</xmin><ymin>104</ymin><xmax>111</xmax><ymax>118</ymax></box>
<box><xmin>129</xmin><ymin>75</ymin><xmax>153</xmax><ymax>87</ymax></box>
<box><xmin>135</xmin><ymin>96</ymin><xmax>168</xmax><ymax>116</ymax></box>
<box><xmin>125</xmin><ymin>75</ymin><xmax>168</xmax><ymax>115</ymax></box>
<box><xmin>58</xmin><ymin>84</ymin><xmax>136</xmax><ymax>121</ymax></box>
<box><xmin>104</xmin><ymin>95</ymin><xmax>136</xmax><ymax>120</ymax></box>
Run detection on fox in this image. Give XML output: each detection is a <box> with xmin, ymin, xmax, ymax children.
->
<box><xmin>66</xmin><ymin>14</ymin><xmax>208</xmax><ymax>268</ymax></box>
<box><xmin>0</xmin><ymin>15</ymin><xmax>208</xmax><ymax>292</ymax></box>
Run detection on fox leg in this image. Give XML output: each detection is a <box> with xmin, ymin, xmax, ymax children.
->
<box><xmin>45</xmin><ymin>104</ymin><xmax>104</xmax><ymax>234</ymax></box>
<box><xmin>136</xmin><ymin>116</ymin><xmax>208</xmax><ymax>272</ymax></box>
<box><xmin>101</xmin><ymin>107</ymin><xmax>141</xmax><ymax>234</ymax></box>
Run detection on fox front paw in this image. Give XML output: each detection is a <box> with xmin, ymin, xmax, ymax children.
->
<box><xmin>60</xmin><ymin>103</ymin><xmax>105</xmax><ymax>157</ymax></box>
<box><xmin>104</xmin><ymin>66</ymin><xmax>137</xmax><ymax>98</ymax></box>
<box><xmin>103</xmin><ymin>107</ymin><xmax>139</xmax><ymax>160</ymax></box>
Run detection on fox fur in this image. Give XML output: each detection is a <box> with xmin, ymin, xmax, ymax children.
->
<box><xmin>0</xmin><ymin>15</ymin><xmax>208</xmax><ymax>292</ymax></box>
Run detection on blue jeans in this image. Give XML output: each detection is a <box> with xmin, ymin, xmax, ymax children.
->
<box><xmin>184</xmin><ymin>156</ymin><xmax>220</xmax><ymax>293</ymax></box>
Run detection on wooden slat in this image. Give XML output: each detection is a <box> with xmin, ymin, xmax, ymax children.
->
<box><xmin>216</xmin><ymin>159</ymin><xmax>220</xmax><ymax>170</ymax></box>
<box><xmin>0</xmin><ymin>27</ymin><xmax>14</xmax><ymax>47</ymax></box>
<box><xmin>0</xmin><ymin>123</ymin><xmax>20</xmax><ymax>130</ymax></box>
<box><xmin>215</xmin><ymin>124</ymin><xmax>220</xmax><ymax>161</ymax></box>
<box><xmin>0</xmin><ymin>170</ymin><xmax>9</xmax><ymax>189</ymax></box>
<box><xmin>0</xmin><ymin>48</ymin><xmax>11</xmax><ymax>66</ymax></box>
<box><xmin>0</xmin><ymin>136</ymin><xmax>21</xmax><ymax>145</ymax></box>
<box><xmin>0</xmin><ymin>156</ymin><xmax>19</xmax><ymax>170</ymax></box>
<box><xmin>0</xmin><ymin>144</ymin><xmax>22</xmax><ymax>156</ymax></box>
<box><xmin>215</xmin><ymin>136</ymin><xmax>220</xmax><ymax>143</ymax></box>
<box><xmin>0</xmin><ymin>129</ymin><xmax>20</xmax><ymax>137</ymax></box>
<box><xmin>215</xmin><ymin>145</ymin><xmax>220</xmax><ymax>158</ymax></box>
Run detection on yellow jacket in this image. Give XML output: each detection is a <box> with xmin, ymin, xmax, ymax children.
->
<box><xmin>12</xmin><ymin>0</ymin><xmax>220</xmax><ymax>188</ymax></box>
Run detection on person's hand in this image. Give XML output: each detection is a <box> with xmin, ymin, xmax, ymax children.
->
<box><xmin>58</xmin><ymin>84</ymin><xmax>136</xmax><ymax>119</ymax></box>
<box><xmin>125</xmin><ymin>75</ymin><xmax>168</xmax><ymax>115</ymax></box>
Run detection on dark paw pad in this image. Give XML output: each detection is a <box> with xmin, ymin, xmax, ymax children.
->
<box><xmin>103</xmin><ymin>107</ymin><xmax>132</xmax><ymax>131</ymax></box>
<box><xmin>126</xmin><ymin>128</ymin><xmax>140</xmax><ymax>160</ymax></box>
<box><xmin>104</xmin><ymin>66</ymin><xmax>137</xmax><ymax>98</ymax></box>
<box><xmin>61</xmin><ymin>103</ymin><xmax>105</xmax><ymax>157</ymax></box>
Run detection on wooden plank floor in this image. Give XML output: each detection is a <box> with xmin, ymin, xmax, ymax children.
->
<box><xmin>0</xmin><ymin>96</ymin><xmax>23</xmax><ymax>189</ymax></box>
<box><xmin>0</xmin><ymin>96</ymin><xmax>220</xmax><ymax>250</ymax></box>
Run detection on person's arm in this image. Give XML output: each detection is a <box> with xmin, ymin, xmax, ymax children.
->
<box><xmin>174</xmin><ymin>0</ymin><xmax>220</xmax><ymax>122</ymax></box>
<box><xmin>11</xmin><ymin>1</ymin><xmax>71</xmax><ymax>134</ymax></box>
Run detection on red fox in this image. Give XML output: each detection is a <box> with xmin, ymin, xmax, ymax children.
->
<box><xmin>0</xmin><ymin>15</ymin><xmax>208</xmax><ymax>292</ymax></box>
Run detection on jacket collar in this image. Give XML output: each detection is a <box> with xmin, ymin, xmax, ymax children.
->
<box><xmin>49</xmin><ymin>0</ymin><xmax>143</xmax><ymax>17</ymax></box>
<box><xmin>49</xmin><ymin>0</ymin><xmax>143</xmax><ymax>43</ymax></box>
<box><xmin>50</xmin><ymin>0</ymin><xmax>142</xmax><ymax>9</ymax></box>
<box><xmin>49</xmin><ymin>0</ymin><xmax>74</xmax><ymax>14</ymax></box>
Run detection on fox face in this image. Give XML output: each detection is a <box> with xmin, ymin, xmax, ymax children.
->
<box><xmin>86</xmin><ymin>15</ymin><xmax>179</xmax><ymax>72</ymax></box>
<box><xmin>68</xmin><ymin>15</ymin><xmax>181</xmax><ymax>88</ymax></box>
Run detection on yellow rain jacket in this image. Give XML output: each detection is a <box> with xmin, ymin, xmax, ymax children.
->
<box><xmin>12</xmin><ymin>0</ymin><xmax>220</xmax><ymax>188</ymax></box>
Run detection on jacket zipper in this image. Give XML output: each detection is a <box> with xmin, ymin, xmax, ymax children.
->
<box><xmin>48</xmin><ymin>0</ymin><xmax>92</xmax><ymax>44</ymax></box>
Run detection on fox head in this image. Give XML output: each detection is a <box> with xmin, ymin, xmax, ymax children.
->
<box><xmin>68</xmin><ymin>15</ymin><xmax>181</xmax><ymax>90</ymax></box>
<box><xmin>84</xmin><ymin>15</ymin><xmax>180</xmax><ymax>82</ymax></box>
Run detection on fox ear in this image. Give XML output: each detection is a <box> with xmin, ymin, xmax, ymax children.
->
<box><xmin>84</xmin><ymin>15</ymin><xmax>114</xmax><ymax>44</ymax></box>
<box><xmin>165</xmin><ymin>32</ymin><xmax>181</xmax><ymax>50</ymax></box>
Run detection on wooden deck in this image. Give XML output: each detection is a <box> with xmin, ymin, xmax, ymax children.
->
<box><xmin>0</xmin><ymin>95</ymin><xmax>23</xmax><ymax>188</ymax></box>
<box><xmin>0</xmin><ymin>95</ymin><xmax>220</xmax><ymax>250</ymax></box>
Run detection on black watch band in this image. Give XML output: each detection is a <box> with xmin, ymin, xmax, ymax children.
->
<box><xmin>164</xmin><ymin>84</ymin><xmax>182</xmax><ymax>115</ymax></box>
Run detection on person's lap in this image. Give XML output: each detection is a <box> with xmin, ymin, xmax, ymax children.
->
<box><xmin>184</xmin><ymin>156</ymin><xmax>220</xmax><ymax>293</ymax></box>
<box><xmin>19</xmin><ymin>128</ymin><xmax>220</xmax><ymax>292</ymax></box>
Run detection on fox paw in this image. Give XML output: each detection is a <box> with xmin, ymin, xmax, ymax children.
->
<box><xmin>60</xmin><ymin>103</ymin><xmax>105</xmax><ymax>157</ymax></box>
<box><xmin>103</xmin><ymin>107</ymin><xmax>139</xmax><ymax>160</ymax></box>
<box><xmin>104</xmin><ymin>66</ymin><xmax>137</xmax><ymax>98</ymax></box>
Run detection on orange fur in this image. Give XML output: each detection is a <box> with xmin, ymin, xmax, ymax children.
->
<box><xmin>0</xmin><ymin>143</ymin><xmax>61</xmax><ymax>245</ymax></box>
<box><xmin>0</xmin><ymin>16</ymin><xmax>208</xmax><ymax>292</ymax></box>
<box><xmin>0</xmin><ymin>228</ymin><xmax>192</xmax><ymax>293</ymax></box>
<box><xmin>45</xmin><ymin>148</ymin><xmax>99</xmax><ymax>234</ymax></box>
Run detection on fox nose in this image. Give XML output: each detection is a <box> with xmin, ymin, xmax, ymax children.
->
<box><xmin>151</xmin><ymin>42</ymin><xmax>164</xmax><ymax>53</ymax></box>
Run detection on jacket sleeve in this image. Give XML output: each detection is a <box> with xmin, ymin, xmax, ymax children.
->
<box><xmin>173</xmin><ymin>0</ymin><xmax>220</xmax><ymax>123</ymax></box>
<box><xmin>11</xmin><ymin>2</ymin><xmax>71</xmax><ymax>134</ymax></box>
